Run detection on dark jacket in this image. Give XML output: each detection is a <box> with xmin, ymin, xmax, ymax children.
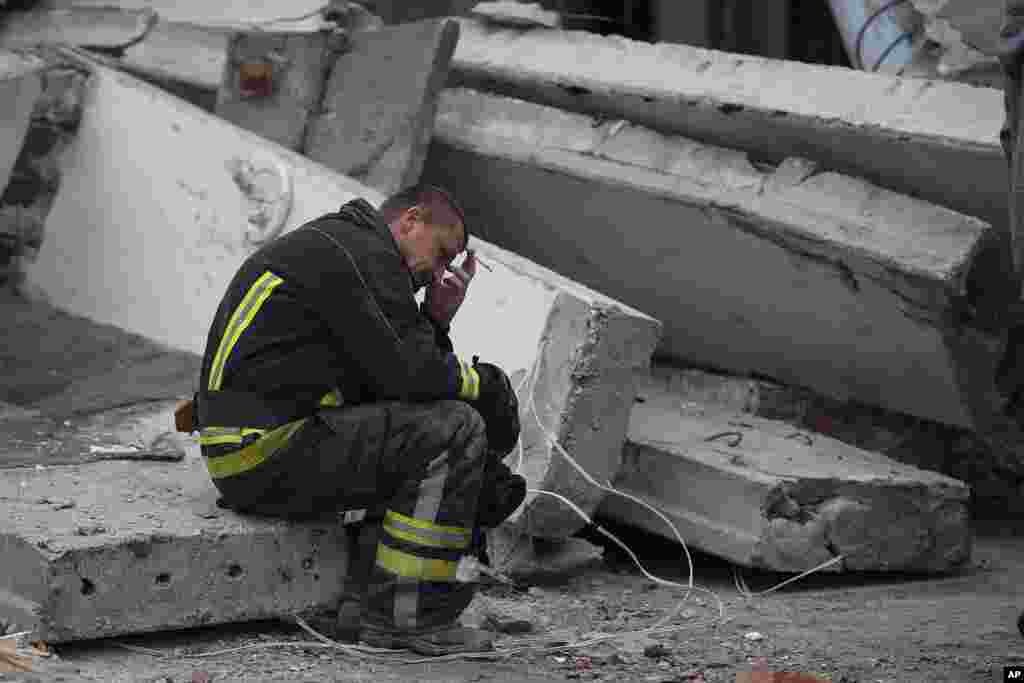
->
<box><xmin>197</xmin><ymin>199</ymin><xmax>462</xmax><ymax>440</ymax></box>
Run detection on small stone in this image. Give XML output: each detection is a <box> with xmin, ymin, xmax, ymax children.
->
<box><xmin>743</xmin><ymin>631</ymin><xmax>764</xmax><ymax>642</ymax></box>
<box><xmin>644</xmin><ymin>643</ymin><xmax>671</xmax><ymax>658</ymax></box>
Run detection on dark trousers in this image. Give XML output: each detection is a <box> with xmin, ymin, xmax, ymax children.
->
<box><xmin>213</xmin><ymin>400</ymin><xmax>490</xmax><ymax>631</ymax></box>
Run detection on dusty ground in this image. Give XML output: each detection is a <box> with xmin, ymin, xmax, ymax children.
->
<box><xmin>1</xmin><ymin>290</ymin><xmax>1023</xmax><ymax>682</ymax></box>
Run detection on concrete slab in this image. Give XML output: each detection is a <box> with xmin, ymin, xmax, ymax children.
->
<box><xmin>599</xmin><ymin>374</ymin><xmax>972</xmax><ymax>573</ymax></box>
<box><xmin>446</xmin><ymin>240</ymin><xmax>661</xmax><ymax>538</ymax></box>
<box><xmin>421</xmin><ymin>88</ymin><xmax>1014</xmax><ymax>446</ymax></box>
<box><xmin>0</xmin><ymin>7</ymin><xmax>156</xmax><ymax>50</ymax></box>
<box><xmin>120</xmin><ymin>20</ymin><xmax>231</xmax><ymax>91</ymax></box>
<box><xmin>22</xmin><ymin>56</ymin><xmax>384</xmax><ymax>356</ymax></box>
<box><xmin>214</xmin><ymin>31</ymin><xmax>339</xmax><ymax>151</ymax></box>
<box><xmin>0</xmin><ymin>52</ymin><xmax>45</xmax><ymax>198</ymax></box>
<box><xmin>446</xmin><ymin>17</ymin><xmax>1007</xmax><ymax>226</ymax></box>
<box><xmin>304</xmin><ymin>18</ymin><xmax>460</xmax><ymax>196</ymax></box>
<box><xmin>0</xmin><ymin>457</ymin><xmax>348</xmax><ymax>642</ymax></box>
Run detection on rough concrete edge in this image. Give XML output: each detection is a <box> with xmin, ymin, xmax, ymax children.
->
<box><xmin>432</xmin><ymin>92</ymin><xmax>985</xmax><ymax>310</ymax></box>
<box><xmin>446</xmin><ymin>21</ymin><xmax>1006</xmax><ymax>225</ymax></box>
<box><xmin>752</xmin><ymin>478</ymin><xmax>972</xmax><ymax>573</ymax></box>
<box><xmin>520</xmin><ymin>295</ymin><xmax>661</xmax><ymax>538</ymax></box>
<box><xmin>0</xmin><ymin>65</ymin><xmax>44</xmax><ymax>192</ymax></box>
<box><xmin>395</xmin><ymin>18</ymin><xmax>461</xmax><ymax>192</ymax></box>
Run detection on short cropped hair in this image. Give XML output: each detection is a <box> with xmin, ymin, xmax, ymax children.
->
<box><xmin>379</xmin><ymin>184</ymin><xmax>470</xmax><ymax>250</ymax></box>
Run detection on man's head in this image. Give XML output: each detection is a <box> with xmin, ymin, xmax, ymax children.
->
<box><xmin>381</xmin><ymin>184</ymin><xmax>469</xmax><ymax>290</ymax></box>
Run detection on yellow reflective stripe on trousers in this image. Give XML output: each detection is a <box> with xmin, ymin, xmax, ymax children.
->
<box><xmin>382</xmin><ymin>510</ymin><xmax>471</xmax><ymax>550</ymax></box>
<box><xmin>375</xmin><ymin>542</ymin><xmax>458</xmax><ymax>581</ymax></box>
<box><xmin>208</xmin><ymin>271</ymin><xmax>284</xmax><ymax>391</ymax></box>
<box><xmin>205</xmin><ymin>418</ymin><xmax>305</xmax><ymax>479</ymax></box>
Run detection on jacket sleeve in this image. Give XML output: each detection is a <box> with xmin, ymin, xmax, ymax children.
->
<box><xmin>265</xmin><ymin>219</ymin><xmax>467</xmax><ymax>403</ymax></box>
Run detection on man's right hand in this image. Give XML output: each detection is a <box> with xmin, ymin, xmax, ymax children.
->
<box><xmin>471</xmin><ymin>358</ymin><xmax>521</xmax><ymax>456</ymax></box>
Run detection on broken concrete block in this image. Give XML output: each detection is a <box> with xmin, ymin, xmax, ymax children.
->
<box><xmin>422</xmin><ymin>89</ymin><xmax>1024</xmax><ymax>475</ymax></box>
<box><xmin>215</xmin><ymin>31</ymin><xmax>341</xmax><ymax>151</ymax></box>
<box><xmin>22</xmin><ymin>57</ymin><xmax>384</xmax><ymax>356</ymax></box>
<box><xmin>0</xmin><ymin>458</ymin><xmax>348</xmax><ymax>642</ymax></box>
<box><xmin>304</xmin><ymin>18</ymin><xmax>460</xmax><ymax>196</ymax></box>
<box><xmin>447</xmin><ymin>17</ymin><xmax>1006</xmax><ymax>226</ymax></box>
<box><xmin>0</xmin><ymin>52</ymin><xmax>45</xmax><ymax>197</ymax></box>
<box><xmin>447</xmin><ymin>240</ymin><xmax>661</xmax><ymax>538</ymax></box>
<box><xmin>484</xmin><ymin>524</ymin><xmax>603</xmax><ymax>580</ymax></box>
<box><xmin>599</xmin><ymin>375</ymin><xmax>972</xmax><ymax>573</ymax></box>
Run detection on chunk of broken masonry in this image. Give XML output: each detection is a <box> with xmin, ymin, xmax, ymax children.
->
<box><xmin>422</xmin><ymin>88</ymin><xmax>1024</xmax><ymax>475</ymax></box>
<box><xmin>447</xmin><ymin>16</ymin><xmax>1005</xmax><ymax>226</ymax></box>
<box><xmin>447</xmin><ymin>240</ymin><xmax>661</xmax><ymax>537</ymax></box>
<box><xmin>304</xmin><ymin>18</ymin><xmax>461</xmax><ymax>196</ymax></box>
<box><xmin>215</xmin><ymin>31</ymin><xmax>345</xmax><ymax>152</ymax></box>
<box><xmin>0</xmin><ymin>458</ymin><xmax>348</xmax><ymax>642</ymax></box>
<box><xmin>599</xmin><ymin>374</ymin><xmax>972</xmax><ymax>573</ymax></box>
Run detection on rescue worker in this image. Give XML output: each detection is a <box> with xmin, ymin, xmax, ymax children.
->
<box><xmin>194</xmin><ymin>184</ymin><xmax>526</xmax><ymax>655</ymax></box>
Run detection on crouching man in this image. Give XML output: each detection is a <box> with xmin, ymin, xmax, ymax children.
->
<box><xmin>192</xmin><ymin>184</ymin><xmax>525</xmax><ymax>655</ymax></box>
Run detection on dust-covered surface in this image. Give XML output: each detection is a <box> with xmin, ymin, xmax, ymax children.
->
<box><xmin>3</xmin><ymin>526</ymin><xmax>1023</xmax><ymax>682</ymax></box>
<box><xmin>1</xmin><ymin>259</ymin><xmax>1023</xmax><ymax>681</ymax></box>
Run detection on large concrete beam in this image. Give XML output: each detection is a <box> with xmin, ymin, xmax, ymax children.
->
<box><xmin>446</xmin><ymin>17</ymin><xmax>1007</xmax><ymax>226</ymax></box>
<box><xmin>304</xmin><ymin>18</ymin><xmax>461</xmax><ymax>196</ymax></box>
<box><xmin>0</xmin><ymin>458</ymin><xmax>347</xmax><ymax>643</ymax></box>
<box><xmin>22</xmin><ymin>56</ymin><xmax>382</xmax><ymax>356</ymax></box>
<box><xmin>599</xmin><ymin>374</ymin><xmax>972</xmax><ymax>572</ymax></box>
<box><xmin>447</xmin><ymin>242</ymin><xmax>661</xmax><ymax>538</ymax></box>
<box><xmin>421</xmin><ymin>88</ymin><xmax>1024</xmax><ymax>473</ymax></box>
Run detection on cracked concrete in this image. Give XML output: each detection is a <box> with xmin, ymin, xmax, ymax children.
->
<box><xmin>422</xmin><ymin>87</ymin><xmax>996</xmax><ymax>432</ymax></box>
<box><xmin>599</xmin><ymin>373</ymin><xmax>972</xmax><ymax>572</ymax></box>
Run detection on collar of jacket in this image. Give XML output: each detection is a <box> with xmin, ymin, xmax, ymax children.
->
<box><xmin>336</xmin><ymin>197</ymin><xmax>418</xmax><ymax>291</ymax></box>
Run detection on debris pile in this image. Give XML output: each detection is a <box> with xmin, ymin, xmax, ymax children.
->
<box><xmin>1</xmin><ymin>0</ymin><xmax>1019</xmax><ymax>652</ymax></box>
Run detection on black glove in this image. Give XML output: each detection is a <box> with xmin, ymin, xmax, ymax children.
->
<box><xmin>471</xmin><ymin>357</ymin><xmax>521</xmax><ymax>456</ymax></box>
<box><xmin>476</xmin><ymin>460</ymin><xmax>526</xmax><ymax>528</ymax></box>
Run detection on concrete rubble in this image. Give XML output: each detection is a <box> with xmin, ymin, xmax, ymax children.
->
<box><xmin>0</xmin><ymin>457</ymin><xmax>348</xmax><ymax>643</ymax></box>
<box><xmin>15</xmin><ymin>50</ymin><xmax>660</xmax><ymax>574</ymax></box>
<box><xmin>421</xmin><ymin>88</ymin><xmax>1018</xmax><ymax>449</ymax></box>
<box><xmin>445</xmin><ymin>240</ymin><xmax>661</xmax><ymax>539</ymax></box>
<box><xmin>304</xmin><ymin>18</ymin><xmax>461</xmax><ymax>195</ymax></box>
<box><xmin>599</xmin><ymin>372</ymin><xmax>973</xmax><ymax>572</ymax></box>
<box><xmin>0</xmin><ymin>1</ymin><xmax>1015</xmax><ymax>647</ymax></box>
<box><xmin>446</xmin><ymin>16</ymin><xmax>1006</xmax><ymax>226</ymax></box>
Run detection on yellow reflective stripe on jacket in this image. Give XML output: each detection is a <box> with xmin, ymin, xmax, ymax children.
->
<box><xmin>382</xmin><ymin>511</ymin><xmax>471</xmax><ymax>550</ymax></box>
<box><xmin>375</xmin><ymin>543</ymin><xmax>458</xmax><ymax>581</ymax></box>
<box><xmin>205</xmin><ymin>418</ymin><xmax>305</xmax><ymax>479</ymax></box>
<box><xmin>208</xmin><ymin>271</ymin><xmax>284</xmax><ymax>391</ymax></box>
<box><xmin>319</xmin><ymin>389</ymin><xmax>343</xmax><ymax>408</ymax></box>
<box><xmin>457</xmin><ymin>358</ymin><xmax>479</xmax><ymax>401</ymax></box>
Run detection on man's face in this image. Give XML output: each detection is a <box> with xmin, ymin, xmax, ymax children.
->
<box><xmin>396</xmin><ymin>206</ymin><xmax>465</xmax><ymax>289</ymax></box>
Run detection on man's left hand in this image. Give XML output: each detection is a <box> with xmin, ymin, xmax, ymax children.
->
<box><xmin>425</xmin><ymin>250</ymin><xmax>477</xmax><ymax>328</ymax></box>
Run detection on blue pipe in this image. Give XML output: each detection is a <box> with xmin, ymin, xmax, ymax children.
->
<box><xmin>826</xmin><ymin>0</ymin><xmax>915</xmax><ymax>72</ymax></box>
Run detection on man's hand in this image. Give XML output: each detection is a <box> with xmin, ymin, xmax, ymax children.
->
<box><xmin>472</xmin><ymin>359</ymin><xmax>521</xmax><ymax>456</ymax></box>
<box><xmin>425</xmin><ymin>250</ymin><xmax>478</xmax><ymax>328</ymax></box>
